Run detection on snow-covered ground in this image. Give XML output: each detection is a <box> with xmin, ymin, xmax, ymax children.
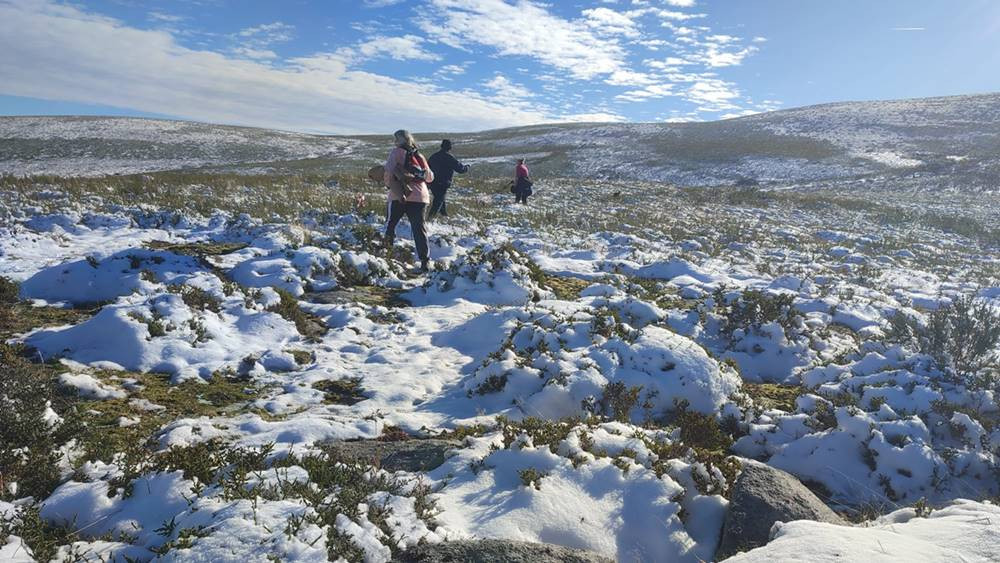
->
<box><xmin>1</xmin><ymin>104</ymin><xmax>999</xmax><ymax>561</ymax></box>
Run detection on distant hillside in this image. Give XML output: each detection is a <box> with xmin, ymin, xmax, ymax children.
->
<box><xmin>2</xmin><ymin>93</ymin><xmax>999</xmax><ymax>186</ymax></box>
<box><xmin>0</xmin><ymin>116</ymin><xmax>365</xmax><ymax>177</ymax></box>
<box><xmin>441</xmin><ymin>93</ymin><xmax>1000</xmax><ymax>185</ymax></box>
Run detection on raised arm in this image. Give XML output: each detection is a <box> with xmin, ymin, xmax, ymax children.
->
<box><xmin>451</xmin><ymin>154</ymin><xmax>469</xmax><ymax>174</ymax></box>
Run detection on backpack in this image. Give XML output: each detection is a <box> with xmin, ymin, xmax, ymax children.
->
<box><xmin>404</xmin><ymin>149</ymin><xmax>427</xmax><ymax>182</ymax></box>
<box><xmin>515</xmin><ymin>176</ymin><xmax>533</xmax><ymax>195</ymax></box>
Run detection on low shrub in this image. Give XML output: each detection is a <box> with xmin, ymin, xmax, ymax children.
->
<box><xmin>887</xmin><ymin>294</ymin><xmax>1000</xmax><ymax>390</ymax></box>
<box><xmin>716</xmin><ymin>288</ymin><xmax>798</xmax><ymax>337</ymax></box>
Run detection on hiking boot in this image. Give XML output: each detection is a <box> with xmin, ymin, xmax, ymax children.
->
<box><xmin>419</xmin><ymin>260</ymin><xmax>430</xmax><ymax>273</ymax></box>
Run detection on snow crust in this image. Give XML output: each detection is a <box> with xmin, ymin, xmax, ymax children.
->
<box><xmin>1</xmin><ymin>168</ymin><xmax>997</xmax><ymax>561</ymax></box>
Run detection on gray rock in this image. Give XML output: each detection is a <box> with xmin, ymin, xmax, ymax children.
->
<box><xmin>394</xmin><ymin>539</ymin><xmax>614</xmax><ymax>563</ymax></box>
<box><xmin>327</xmin><ymin>439</ymin><xmax>460</xmax><ymax>472</ymax></box>
<box><xmin>716</xmin><ymin>461</ymin><xmax>846</xmax><ymax>560</ymax></box>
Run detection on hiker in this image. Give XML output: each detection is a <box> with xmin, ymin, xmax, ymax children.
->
<box><xmin>427</xmin><ymin>139</ymin><xmax>470</xmax><ymax>219</ymax></box>
<box><xmin>384</xmin><ymin>129</ymin><xmax>434</xmax><ymax>272</ymax></box>
<box><xmin>513</xmin><ymin>158</ymin><xmax>532</xmax><ymax>204</ymax></box>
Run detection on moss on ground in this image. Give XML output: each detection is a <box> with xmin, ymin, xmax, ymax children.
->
<box><xmin>0</xmin><ymin>303</ymin><xmax>97</xmax><ymax>340</ymax></box>
<box><xmin>313</xmin><ymin>377</ymin><xmax>366</xmax><ymax>405</ymax></box>
<box><xmin>304</xmin><ymin>285</ymin><xmax>409</xmax><ymax>309</ymax></box>
<box><xmin>268</xmin><ymin>288</ymin><xmax>328</xmax><ymax>341</ymax></box>
<box><xmin>287</xmin><ymin>349</ymin><xmax>314</xmax><ymax>366</ymax></box>
<box><xmin>543</xmin><ymin>275</ymin><xmax>592</xmax><ymax>301</ymax></box>
<box><xmin>0</xmin><ymin>276</ymin><xmax>100</xmax><ymax>340</ymax></box>
<box><xmin>1</xmin><ymin>322</ymin><xmax>264</xmax><ymax>501</ymax></box>
<box><xmin>146</xmin><ymin>240</ymin><xmax>249</xmax><ymax>256</ymax></box>
<box><xmin>69</xmin><ymin>371</ymin><xmax>260</xmax><ymax>465</ymax></box>
<box><xmin>743</xmin><ymin>383</ymin><xmax>803</xmax><ymax>412</ymax></box>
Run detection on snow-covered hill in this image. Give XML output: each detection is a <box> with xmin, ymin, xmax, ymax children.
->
<box><xmin>3</xmin><ymin>92</ymin><xmax>1000</xmax><ymax>184</ymax></box>
<box><xmin>451</xmin><ymin>92</ymin><xmax>1000</xmax><ymax>185</ymax></box>
<box><xmin>0</xmin><ymin>116</ymin><xmax>366</xmax><ymax>176</ymax></box>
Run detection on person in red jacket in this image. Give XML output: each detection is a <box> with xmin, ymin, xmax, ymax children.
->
<box><xmin>383</xmin><ymin>129</ymin><xmax>434</xmax><ymax>272</ymax></box>
<box><xmin>513</xmin><ymin>158</ymin><xmax>532</xmax><ymax>204</ymax></box>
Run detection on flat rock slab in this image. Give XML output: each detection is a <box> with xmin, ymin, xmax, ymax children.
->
<box><xmin>394</xmin><ymin>539</ymin><xmax>614</xmax><ymax>563</ymax></box>
<box><xmin>327</xmin><ymin>439</ymin><xmax>460</xmax><ymax>472</ymax></box>
<box><xmin>716</xmin><ymin>460</ymin><xmax>846</xmax><ymax>560</ymax></box>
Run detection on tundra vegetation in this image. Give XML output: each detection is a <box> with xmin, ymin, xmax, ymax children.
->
<box><xmin>0</xmin><ymin>108</ymin><xmax>998</xmax><ymax>561</ymax></box>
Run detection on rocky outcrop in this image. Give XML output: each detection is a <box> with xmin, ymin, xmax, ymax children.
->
<box><xmin>716</xmin><ymin>461</ymin><xmax>846</xmax><ymax>560</ymax></box>
<box><xmin>394</xmin><ymin>539</ymin><xmax>614</xmax><ymax>563</ymax></box>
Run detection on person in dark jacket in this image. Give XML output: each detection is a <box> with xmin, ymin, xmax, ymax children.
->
<box><xmin>513</xmin><ymin>158</ymin><xmax>531</xmax><ymax>204</ymax></box>
<box><xmin>427</xmin><ymin>139</ymin><xmax>470</xmax><ymax>219</ymax></box>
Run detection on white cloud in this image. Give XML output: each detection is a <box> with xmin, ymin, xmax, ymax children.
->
<box><xmin>606</xmin><ymin>8</ymin><xmax>763</xmax><ymax>115</ymax></box>
<box><xmin>698</xmin><ymin>44</ymin><xmax>757</xmax><ymax>67</ymax></box>
<box><xmin>231</xmin><ymin>21</ymin><xmax>294</xmax><ymax>60</ymax></box>
<box><xmin>605</xmin><ymin>69</ymin><xmax>659</xmax><ymax>86</ymax></box>
<box><xmin>148</xmin><ymin>11</ymin><xmax>184</xmax><ymax>23</ymax></box>
<box><xmin>438</xmin><ymin>64</ymin><xmax>468</xmax><ymax>75</ymax></box>
<box><xmin>891</xmin><ymin>27</ymin><xmax>925</xmax><ymax>31</ymax></box>
<box><xmin>483</xmin><ymin>74</ymin><xmax>534</xmax><ymax>100</ymax></box>
<box><xmin>616</xmin><ymin>83</ymin><xmax>675</xmax><ymax>102</ymax></box>
<box><xmin>670</xmin><ymin>25</ymin><xmax>699</xmax><ymax>36</ymax></box>
<box><xmin>432</xmin><ymin>62</ymin><xmax>472</xmax><ymax>82</ymax></box>
<box><xmin>363</xmin><ymin>0</ymin><xmax>405</xmax><ymax>6</ymax></box>
<box><xmin>653</xmin><ymin>9</ymin><xmax>704</xmax><ymax>21</ymax></box>
<box><xmin>645</xmin><ymin>56</ymin><xmax>691</xmax><ymax>69</ymax></box>
<box><xmin>639</xmin><ymin>38</ymin><xmax>669</xmax><ymax>48</ymax></box>
<box><xmin>479</xmin><ymin>73</ymin><xmax>542</xmax><ymax>111</ymax></box>
<box><xmin>0</xmin><ymin>0</ymin><xmax>552</xmax><ymax>133</ymax></box>
<box><xmin>582</xmin><ymin>7</ymin><xmax>642</xmax><ymax>37</ymax></box>
<box><xmin>0</xmin><ymin>0</ymin><xmax>771</xmax><ymax>130</ymax></box>
<box><xmin>237</xmin><ymin>22</ymin><xmax>294</xmax><ymax>45</ymax></box>
<box><xmin>419</xmin><ymin>0</ymin><xmax>630</xmax><ymax>81</ymax></box>
<box><xmin>231</xmin><ymin>47</ymin><xmax>278</xmax><ymax>60</ymax></box>
<box><xmin>345</xmin><ymin>35</ymin><xmax>441</xmax><ymax>62</ymax></box>
<box><xmin>633</xmin><ymin>0</ymin><xmax>697</xmax><ymax>6</ymax></box>
<box><xmin>556</xmin><ymin>111</ymin><xmax>626</xmax><ymax>123</ymax></box>
<box><xmin>685</xmin><ymin>78</ymin><xmax>741</xmax><ymax>111</ymax></box>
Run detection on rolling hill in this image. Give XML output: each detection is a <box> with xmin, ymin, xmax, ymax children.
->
<box><xmin>2</xmin><ymin>92</ymin><xmax>999</xmax><ymax>187</ymax></box>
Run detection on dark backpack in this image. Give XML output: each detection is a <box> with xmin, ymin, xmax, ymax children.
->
<box><xmin>516</xmin><ymin>176</ymin><xmax>533</xmax><ymax>195</ymax></box>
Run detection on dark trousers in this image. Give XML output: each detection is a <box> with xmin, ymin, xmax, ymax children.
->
<box><xmin>515</xmin><ymin>178</ymin><xmax>531</xmax><ymax>204</ymax></box>
<box><xmin>386</xmin><ymin>200</ymin><xmax>429</xmax><ymax>262</ymax></box>
<box><xmin>428</xmin><ymin>184</ymin><xmax>448</xmax><ymax>218</ymax></box>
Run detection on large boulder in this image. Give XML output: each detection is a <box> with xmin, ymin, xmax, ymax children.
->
<box><xmin>327</xmin><ymin>439</ymin><xmax>460</xmax><ymax>472</ymax></box>
<box><xmin>716</xmin><ymin>460</ymin><xmax>846</xmax><ymax>560</ymax></box>
<box><xmin>394</xmin><ymin>539</ymin><xmax>614</xmax><ymax>563</ymax></box>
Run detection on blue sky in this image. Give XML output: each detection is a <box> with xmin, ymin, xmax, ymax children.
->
<box><xmin>1</xmin><ymin>0</ymin><xmax>998</xmax><ymax>133</ymax></box>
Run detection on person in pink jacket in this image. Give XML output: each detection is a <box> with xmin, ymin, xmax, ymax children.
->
<box><xmin>384</xmin><ymin>129</ymin><xmax>435</xmax><ymax>272</ymax></box>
